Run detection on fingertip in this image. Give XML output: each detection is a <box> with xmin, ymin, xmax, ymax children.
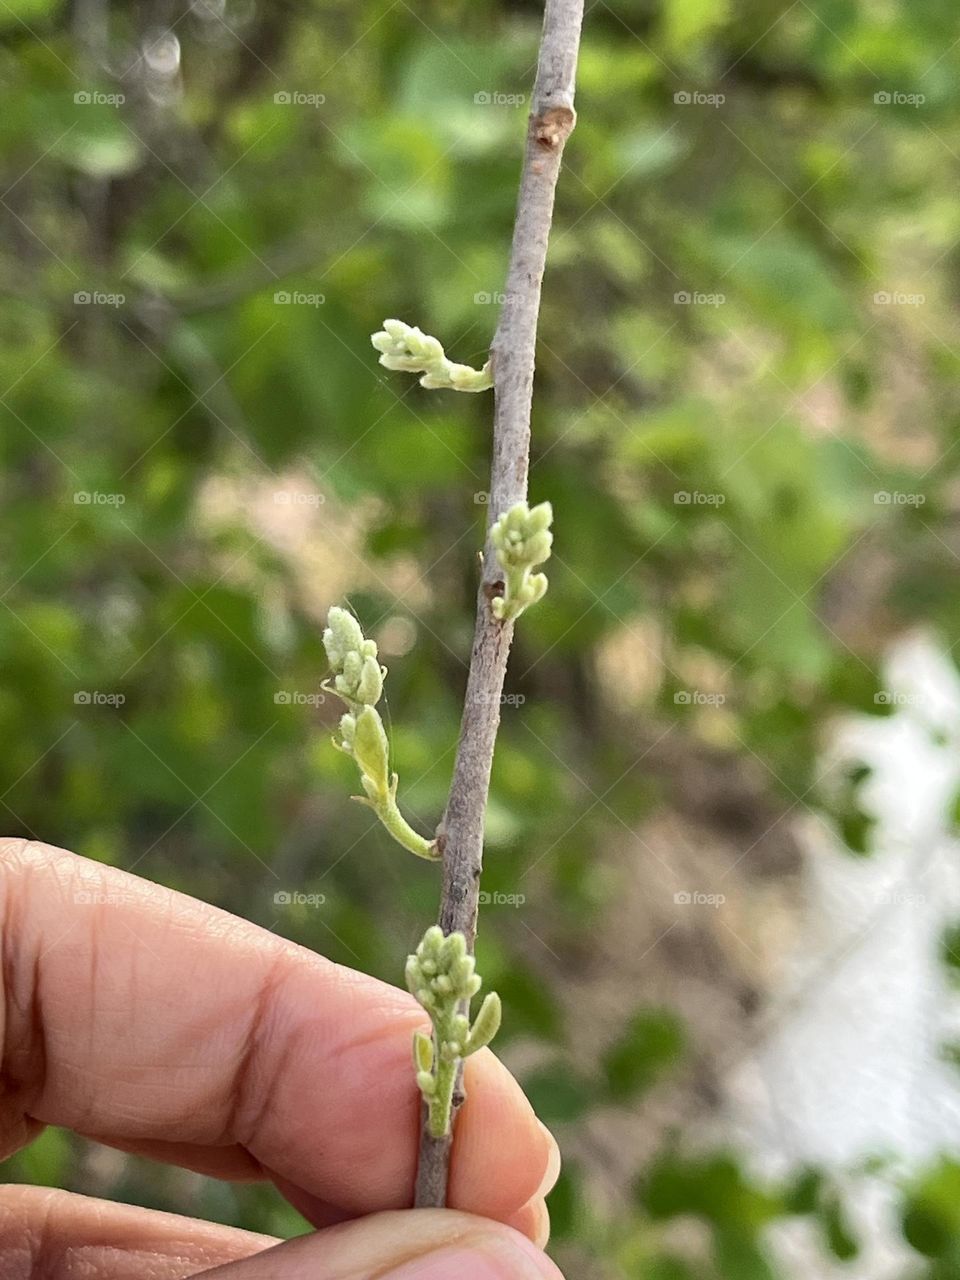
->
<box><xmin>534</xmin><ymin>1122</ymin><xmax>562</xmax><ymax>1200</ymax></box>
<box><xmin>380</xmin><ymin>1216</ymin><xmax>561</xmax><ymax>1280</ymax></box>
<box><xmin>447</xmin><ymin>1051</ymin><xmax>558</xmax><ymax>1219</ymax></box>
<box><xmin>0</xmin><ymin>839</ymin><xmax>562</xmax><ymax>1229</ymax></box>
<box><xmin>196</xmin><ymin>1211</ymin><xmax>564</xmax><ymax>1279</ymax></box>
<box><xmin>532</xmin><ymin>1201</ymin><xmax>551</xmax><ymax>1251</ymax></box>
<box><xmin>503</xmin><ymin>1197</ymin><xmax>551</xmax><ymax>1248</ymax></box>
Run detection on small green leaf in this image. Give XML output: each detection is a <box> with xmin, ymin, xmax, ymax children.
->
<box><xmin>413</xmin><ymin>1029</ymin><xmax>434</xmax><ymax>1073</ymax></box>
<box><xmin>464</xmin><ymin>990</ymin><xmax>501</xmax><ymax>1055</ymax></box>
<box><xmin>351</xmin><ymin>706</ymin><xmax>390</xmax><ymax>790</ymax></box>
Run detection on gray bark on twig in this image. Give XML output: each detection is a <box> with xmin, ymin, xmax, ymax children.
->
<box><xmin>414</xmin><ymin>0</ymin><xmax>585</xmax><ymax>1210</ymax></box>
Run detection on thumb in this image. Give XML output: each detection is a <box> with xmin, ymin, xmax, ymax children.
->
<box><xmin>197</xmin><ymin>1209</ymin><xmax>564</xmax><ymax>1279</ymax></box>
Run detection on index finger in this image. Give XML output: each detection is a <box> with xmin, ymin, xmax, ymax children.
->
<box><xmin>0</xmin><ymin>839</ymin><xmax>555</xmax><ymax>1222</ymax></box>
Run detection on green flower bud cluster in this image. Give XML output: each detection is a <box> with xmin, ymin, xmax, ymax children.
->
<box><xmin>489</xmin><ymin>500</ymin><xmax>553</xmax><ymax>621</ymax></box>
<box><xmin>323</xmin><ymin>606</ymin><xmax>385</xmax><ymax>708</ymax></box>
<box><xmin>371</xmin><ymin>319</ymin><xmax>493</xmax><ymax>393</ymax></box>
<box><xmin>323</xmin><ymin>607</ymin><xmax>438</xmax><ymax>862</ymax></box>
<box><xmin>406</xmin><ymin>926</ymin><xmax>502</xmax><ymax>1138</ymax></box>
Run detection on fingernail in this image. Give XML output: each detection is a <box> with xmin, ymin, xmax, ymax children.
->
<box><xmin>529</xmin><ymin>1198</ymin><xmax>552</xmax><ymax>1249</ymax></box>
<box><xmin>535</xmin><ymin>1121</ymin><xmax>562</xmax><ymax>1200</ymax></box>
<box><xmin>383</xmin><ymin>1235</ymin><xmax>561</xmax><ymax>1279</ymax></box>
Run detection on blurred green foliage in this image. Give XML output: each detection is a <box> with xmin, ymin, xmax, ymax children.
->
<box><xmin>2</xmin><ymin>0</ymin><xmax>960</xmax><ymax>1272</ymax></box>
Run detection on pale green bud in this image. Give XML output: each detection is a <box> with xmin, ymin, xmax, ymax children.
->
<box><xmin>351</xmin><ymin>706</ymin><xmax>390</xmax><ymax>793</ymax></box>
<box><xmin>489</xmin><ymin>500</ymin><xmax>554</xmax><ymax>621</ymax></box>
<box><xmin>342</xmin><ymin>650</ymin><xmax>362</xmax><ymax>683</ymax></box>
<box><xmin>323</xmin><ymin>607</ymin><xmax>365</xmax><ymax>668</ymax></box>
<box><xmin>490</xmin><ymin>503</ymin><xmax>553</xmax><ymax>569</ymax></box>
<box><xmin>413</xmin><ymin>1030</ymin><xmax>434</xmax><ymax>1074</ymax></box>
<box><xmin>441</xmin><ymin>931</ymin><xmax>467</xmax><ymax>965</ymax></box>
<box><xmin>464</xmin><ymin>991</ymin><xmax>502</xmax><ymax>1056</ymax></box>
<box><xmin>359</xmin><ymin>774</ymin><xmax>381</xmax><ymax>802</ymax></box>
<box><xmin>335</xmin><ymin>653</ymin><xmax>383</xmax><ymax>705</ymax></box>
<box><xmin>527</xmin><ymin>501</ymin><xmax>553</xmax><ymax>533</ymax></box>
<box><xmin>325</xmin><ymin>602</ymin><xmax>436</xmax><ymax>861</ymax></box>
<box><xmin>420</xmin><ymin>925</ymin><xmax>444</xmax><ymax>957</ymax></box>
<box><xmin>324</xmin><ymin>607</ymin><xmax>383</xmax><ymax>707</ymax></box>
<box><xmin>405</xmin><ymin>926</ymin><xmax>501</xmax><ymax>1138</ymax></box>
<box><xmin>338</xmin><ymin>712</ymin><xmax>356</xmax><ymax>750</ymax></box>
<box><xmin>371</xmin><ymin>318</ymin><xmax>493</xmax><ymax>394</ymax></box>
<box><xmin>453</xmin><ymin>1014</ymin><xmax>470</xmax><ymax>1041</ymax></box>
<box><xmin>525</xmin><ymin>530</ymin><xmax>553</xmax><ymax>564</ymax></box>
<box><xmin>356</xmin><ymin>655</ymin><xmax>384</xmax><ymax>704</ymax></box>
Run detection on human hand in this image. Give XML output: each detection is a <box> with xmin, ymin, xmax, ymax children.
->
<box><xmin>0</xmin><ymin>839</ymin><xmax>564</xmax><ymax>1278</ymax></box>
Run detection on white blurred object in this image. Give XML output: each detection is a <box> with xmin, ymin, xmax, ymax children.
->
<box><xmin>142</xmin><ymin>30</ymin><xmax>181</xmax><ymax>76</ymax></box>
<box><xmin>726</xmin><ymin>632</ymin><xmax>960</xmax><ymax>1278</ymax></box>
<box><xmin>139</xmin><ymin>29</ymin><xmax>183</xmax><ymax>106</ymax></box>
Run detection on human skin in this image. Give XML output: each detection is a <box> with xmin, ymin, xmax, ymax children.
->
<box><xmin>0</xmin><ymin>838</ymin><xmax>565</xmax><ymax>1279</ymax></box>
